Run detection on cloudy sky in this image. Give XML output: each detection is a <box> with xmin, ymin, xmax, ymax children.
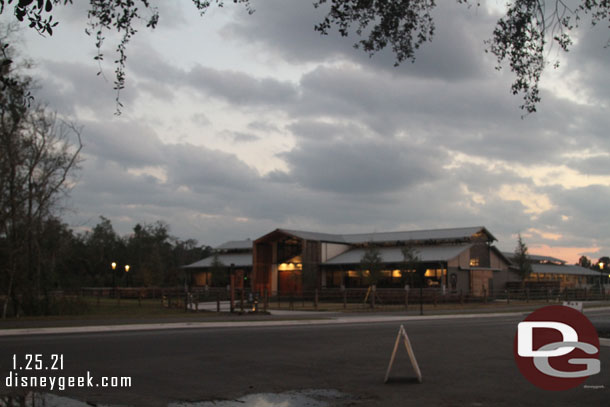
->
<box><xmin>5</xmin><ymin>1</ymin><xmax>610</xmax><ymax>262</ymax></box>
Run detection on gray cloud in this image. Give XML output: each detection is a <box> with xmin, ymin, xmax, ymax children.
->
<box><xmin>278</xmin><ymin>125</ymin><xmax>445</xmax><ymax>194</ymax></box>
<box><xmin>185</xmin><ymin>65</ymin><xmax>298</xmax><ymax>106</ymax></box>
<box><xmin>568</xmin><ymin>155</ymin><xmax>610</xmax><ymax>176</ymax></box>
<box><xmin>82</xmin><ymin>121</ymin><xmax>165</xmax><ymax>169</ymax></box>
<box><xmin>230</xmin><ymin>131</ymin><xmax>260</xmax><ymax>143</ymax></box>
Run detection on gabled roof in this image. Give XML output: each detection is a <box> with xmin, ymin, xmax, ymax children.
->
<box><xmin>502</xmin><ymin>252</ymin><xmax>565</xmax><ymax>265</ymax></box>
<box><xmin>182</xmin><ymin>252</ymin><xmax>252</xmax><ymax>269</ymax></box>
<box><xmin>531</xmin><ymin>263</ymin><xmax>600</xmax><ymax>277</ymax></box>
<box><xmin>341</xmin><ymin>226</ymin><xmax>495</xmax><ymax>244</ymax></box>
<box><xmin>277</xmin><ymin>229</ymin><xmax>346</xmax><ymax>243</ymax></box>
<box><xmin>264</xmin><ymin>226</ymin><xmax>495</xmax><ymax>245</ymax></box>
<box><xmin>323</xmin><ymin>244</ymin><xmax>472</xmax><ymax>265</ymax></box>
<box><xmin>216</xmin><ymin>239</ymin><xmax>252</xmax><ymax>250</ymax></box>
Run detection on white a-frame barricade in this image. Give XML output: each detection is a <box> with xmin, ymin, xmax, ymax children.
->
<box><xmin>384</xmin><ymin>324</ymin><xmax>422</xmax><ymax>384</ymax></box>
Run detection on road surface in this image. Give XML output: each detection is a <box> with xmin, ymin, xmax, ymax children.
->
<box><xmin>1</xmin><ymin>310</ymin><xmax>609</xmax><ymax>406</ymax></box>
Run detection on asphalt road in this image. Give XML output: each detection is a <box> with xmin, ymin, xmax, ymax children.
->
<box><xmin>1</xmin><ymin>310</ymin><xmax>609</xmax><ymax>407</ymax></box>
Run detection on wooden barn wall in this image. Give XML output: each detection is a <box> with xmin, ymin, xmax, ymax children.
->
<box><xmin>253</xmin><ymin>242</ymin><xmax>272</xmax><ymax>293</ymax></box>
<box><xmin>302</xmin><ymin>240</ymin><xmax>321</xmax><ymax>290</ymax></box>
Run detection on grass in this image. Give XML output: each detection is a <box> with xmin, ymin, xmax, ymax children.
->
<box><xmin>2</xmin><ymin>295</ymin><xmax>608</xmax><ymax>330</ymax></box>
<box><xmin>0</xmin><ymin>297</ymin><xmax>213</xmax><ymax>328</ymax></box>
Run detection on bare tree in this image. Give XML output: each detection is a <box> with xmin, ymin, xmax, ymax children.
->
<box><xmin>0</xmin><ymin>50</ymin><xmax>82</xmax><ymax>316</ymax></box>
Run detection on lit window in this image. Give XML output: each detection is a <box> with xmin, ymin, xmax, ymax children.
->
<box><xmin>470</xmin><ymin>258</ymin><xmax>480</xmax><ymax>267</ymax></box>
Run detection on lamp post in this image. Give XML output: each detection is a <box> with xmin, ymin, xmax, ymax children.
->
<box><xmin>111</xmin><ymin>262</ymin><xmax>117</xmax><ymax>289</ymax></box>
<box><xmin>600</xmin><ymin>262</ymin><xmax>605</xmax><ymax>295</ymax></box>
<box><xmin>125</xmin><ymin>264</ymin><xmax>130</xmax><ymax>287</ymax></box>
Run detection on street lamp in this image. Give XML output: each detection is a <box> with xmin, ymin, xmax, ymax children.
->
<box><xmin>600</xmin><ymin>262</ymin><xmax>605</xmax><ymax>295</ymax></box>
<box><xmin>124</xmin><ymin>264</ymin><xmax>130</xmax><ymax>287</ymax></box>
<box><xmin>111</xmin><ymin>262</ymin><xmax>117</xmax><ymax>289</ymax></box>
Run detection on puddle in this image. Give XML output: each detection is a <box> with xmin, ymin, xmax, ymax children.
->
<box><xmin>1</xmin><ymin>389</ymin><xmax>348</xmax><ymax>407</ymax></box>
<box><xmin>170</xmin><ymin>389</ymin><xmax>348</xmax><ymax>407</ymax></box>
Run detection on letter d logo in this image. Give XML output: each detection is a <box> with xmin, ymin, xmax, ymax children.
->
<box><xmin>517</xmin><ymin>321</ymin><xmax>577</xmax><ymax>357</ymax></box>
<box><xmin>513</xmin><ymin>305</ymin><xmax>600</xmax><ymax>391</ymax></box>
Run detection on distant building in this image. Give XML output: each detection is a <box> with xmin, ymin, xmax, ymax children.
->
<box><xmin>184</xmin><ymin>226</ymin><xmax>604</xmax><ymax>295</ymax></box>
<box><xmin>183</xmin><ymin>239</ymin><xmax>252</xmax><ymax>287</ymax></box>
<box><xmin>502</xmin><ymin>252</ymin><xmax>601</xmax><ymax>289</ymax></box>
<box><xmin>252</xmin><ymin>226</ymin><xmax>511</xmax><ymax>295</ymax></box>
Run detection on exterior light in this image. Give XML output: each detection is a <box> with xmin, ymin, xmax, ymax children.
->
<box><xmin>124</xmin><ymin>264</ymin><xmax>130</xmax><ymax>272</ymax></box>
<box><xmin>111</xmin><ymin>262</ymin><xmax>117</xmax><ymax>270</ymax></box>
<box><xmin>599</xmin><ymin>262</ymin><xmax>605</xmax><ymax>270</ymax></box>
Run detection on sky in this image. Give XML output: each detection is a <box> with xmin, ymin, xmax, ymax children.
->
<box><xmin>4</xmin><ymin>0</ymin><xmax>610</xmax><ymax>263</ymax></box>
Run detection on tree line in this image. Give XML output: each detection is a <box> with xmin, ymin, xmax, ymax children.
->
<box><xmin>0</xmin><ymin>215</ymin><xmax>212</xmax><ymax>317</ymax></box>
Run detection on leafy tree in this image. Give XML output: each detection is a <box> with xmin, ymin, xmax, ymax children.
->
<box><xmin>124</xmin><ymin>221</ymin><xmax>173</xmax><ymax>286</ymax></box>
<box><xmin>513</xmin><ymin>233</ymin><xmax>533</xmax><ymax>285</ymax></box>
<box><xmin>1</xmin><ymin>1</ymin><xmax>608</xmax><ymax>113</ymax></box>
<box><xmin>578</xmin><ymin>255</ymin><xmax>591</xmax><ymax>268</ymax></box>
<box><xmin>400</xmin><ymin>244</ymin><xmax>420</xmax><ymax>287</ymax></box>
<box><xmin>359</xmin><ymin>244</ymin><xmax>383</xmax><ymax>286</ymax></box>
<box><xmin>209</xmin><ymin>254</ymin><xmax>229</xmax><ymax>286</ymax></box>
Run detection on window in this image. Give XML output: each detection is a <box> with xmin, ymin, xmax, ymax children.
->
<box><xmin>470</xmin><ymin>258</ymin><xmax>480</xmax><ymax>267</ymax></box>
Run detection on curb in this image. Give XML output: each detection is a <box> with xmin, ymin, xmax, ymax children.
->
<box><xmin>0</xmin><ymin>311</ymin><xmax>531</xmax><ymax>337</ymax></box>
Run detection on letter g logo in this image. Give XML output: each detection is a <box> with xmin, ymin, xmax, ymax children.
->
<box><xmin>513</xmin><ymin>306</ymin><xmax>600</xmax><ymax>391</ymax></box>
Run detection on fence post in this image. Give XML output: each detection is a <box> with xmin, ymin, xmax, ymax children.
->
<box><xmin>240</xmin><ymin>288</ymin><xmax>245</xmax><ymax>313</ymax></box>
<box><xmin>289</xmin><ymin>293</ymin><xmax>294</xmax><ymax>310</ymax></box>
<box><xmin>314</xmin><ymin>289</ymin><xmax>319</xmax><ymax>310</ymax></box>
<box><xmin>264</xmin><ymin>289</ymin><xmax>268</xmax><ymax>313</ymax></box>
<box><xmin>404</xmin><ymin>288</ymin><xmax>409</xmax><ymax>310</ymax></box>
<box><xmin>506</xmin><ymin>289</ymin><xmax>510</xmax><ymax>304</ymax></box>
<box><xmin>117</xmin><ymin>289</ymin><xmax>121</xmax><ymax>306</ymax></box>
<box><xmin>459</xmin><ymin>289</ymin><xmax>463</xmax><ymax>305</ymax></box>
<box><xmin>370</xmin><ymin>285</ymin><xmax>376</xmax><ymax>309</ymax></box>
<box><xmin>343</xmin><ymin>289</ymin><xmax>347</xmax><ymax>309</ymax></box>
<box><xmin>434</xmin><ymin>290</ymin><xmax>438</xmax><ymax>307</ymax></box>
<box><xmin>546</xmin><ymin>288</ymin><xmax>549</xmax><ymax>303</ymax></box>
<box><xmin>216</xmin><ymin>292</ymin><xmax>220</xmax><ymax>313</ymax></box>
<box><xmin>525</xmin><ymin>288</ymin><xmax>529</xmax><ymax>303</ymax></box>
<box><xmin>482</xmin><ymin>287</ymin><xmax>487</xmax><ymax>304</ymax></box>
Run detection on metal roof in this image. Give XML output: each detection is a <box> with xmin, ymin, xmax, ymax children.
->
<box><xmin>277</xmin><ymin>229</ymin><xmax>347</xmax><ymax>243</ymax></box>
<box><xmin>215</xmin><ymin>239</ymin><xmax>253</xmax><ymax>250</ymax></box>
<box><xmin>278</xmin><ymin>226</ymin><xmax>493</xmax><ymax>245</ymax></box>
<box><xmin>182</xmin><ymin>253</ymin><xmax>252</xmax><ymax>269</ymax></box>
<box><xmin>502</xmin><ymin>252</ymin><xmax>565</xmax><ymax>264</ymax></box>
<box><xmin>323</xmin><ymin>244</ymin><xmax>472</xmax><ymax>265</ymax></box>
<box><xmin>531</xmin><ymin>263</ymin><xmax>601</xmax><ymax>276</ymax></box>
<box><xmin>342</xmin><ymin>226</ymin><xmax>493</xmax><ymax>244</ymax></box>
